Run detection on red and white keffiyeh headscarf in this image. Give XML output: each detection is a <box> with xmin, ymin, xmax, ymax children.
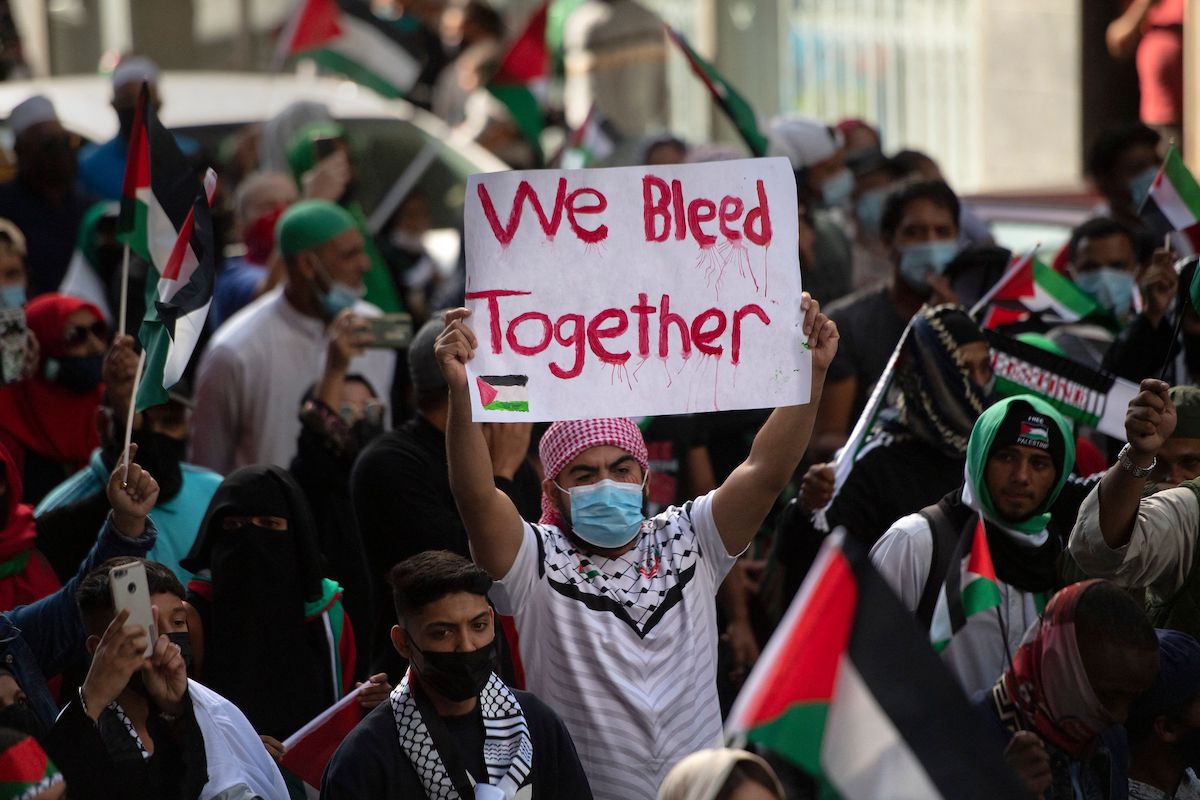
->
<box><xmin>996</xmin><ymin>579</ymin><xmax>1115</xmax><ymax>759</ymax></box>
<box><xmin>538</xmin><ymin>418</ymin><xmax>649</xmax><ymax>526</ymax></box>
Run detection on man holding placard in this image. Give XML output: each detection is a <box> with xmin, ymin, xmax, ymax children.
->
<box><xmin>434</xmin><ymin>292</ymin><xmax>836</xmax><ymax>797</ymax></box>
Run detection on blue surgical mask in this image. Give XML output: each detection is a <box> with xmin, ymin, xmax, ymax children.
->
<box><xmin>1128</xmin><ymin>164</ymin><xmax>1159</xmax><ymax>210</ymax></box>
<box><xmin>0</xmin><ymin>284</ymin><xmax>24</xmax><ymax>309</ymax></box>
<box><xmin>897</xmin><ymin>240</ymin><xmax>959</xmax><ymax>292</ymax></box>
<box><xmin>854</xmin><ymin>188</ymin><xmax>887</xmax><ymax>236</ymax></box>
<box><xmin>820</xmin><ymin>168</ymin><xmax>854</xmax><ymax>208</ymax></box>
<box><xmin>556</xmin><ymin>478</ymin><xmax>645</xmax><ymax>549</ymax></box>
<box><xmin>1073</xmin><ymin>267</ymin><xmax>1135</xmax><ymax>314</ymax></box>
<box><xmin>311</xmin><ymin>258</ymin><xmax>365</xmax><ymax>318</ymax></box>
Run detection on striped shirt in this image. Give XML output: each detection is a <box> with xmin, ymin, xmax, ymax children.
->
<box><xmin>490</xmin><ymin>491</ymin><xmax>735</xmax><ymax>800</ymax></box>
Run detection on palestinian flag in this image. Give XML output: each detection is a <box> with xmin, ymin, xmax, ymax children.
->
<box><xmin>135</xmin><ymin>169</ymin><xmax>218</xmax><ymax>412</ymax></box>
<box><xmin>726</xmin><ymin>532</ymin><xmax>1027</xmax><ymax>799</ymax></box>
<box><xmin>276</xmin><ymin>0</ymin><xmax>423</xmax><ymax>99</ymax></box>
<box><xmin>477</xmin><ymin>375</ymin><xmax>529</xmax><ymax>412</ymax></box>
<box><xmin>280</xmin><ymin>690</ymin><xmax>366</xmax><ymax>795</ymax></box>
<box><xmin>1140</xmin><ymin>146</ymin><xmax>1200</xmax><ymax>238</ymax></box>
<box><xmin>664</xmin><ymin>25</ymin><xmax>768</xmax><ymax>157</ymax></box>
<box><xmin>929</xmin><ymin>520</ymin><xmax>1002</xmax><ymax>652</ymax></box>
<box><xmin>118</xmin><ymin>84</ymin><xmax>200</xmax><ymax>285</ymax></box>
<box><xmin>559</xmin><ymin>103</ymin><xmax>617</xmax><ymax>169</ymax></box>
<box><xmin>985</xmin><ymin>328</ymin><xmax>1139</xmax><ymax>438</ymax></box>
<box><xmin>488</xmin><ymin>2</ymin><xmax>549</xmax><ymax>166</ymax></box>
<box><xmin>0</xmin><ymin>735</ymin><xmax>64</xmax><ymax>797</ymax></box>
<box><xmin>980</xmin><ymin>251</ymin><xmax>1105</xmax><ymax>329</ymax></box>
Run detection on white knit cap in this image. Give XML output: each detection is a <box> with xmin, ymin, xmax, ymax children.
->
<box><xmin>112</xmin><ymin>56</ymin><xmax>160</xmax><ymax>91</ymax></box>
<box><xmin>765</xmin><ymin>114</ymin><xmax>843</xmax><ymax>170</ymax></box>
<box><xmin>8</xmin><ymin>95</ymin><xmax>58</xmax><ymax>138</ymax></box>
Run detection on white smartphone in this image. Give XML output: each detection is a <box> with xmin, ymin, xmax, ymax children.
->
<box><xmin>109</xmin><ymin>561</ymin><xmax>156</xmax><ymax>658</ymax></box>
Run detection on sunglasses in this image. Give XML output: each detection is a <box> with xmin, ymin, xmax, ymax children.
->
<box><xmin>63</xmin><ymin>321</ymin><xmax>108</xmax><ymax>347</ymax></box>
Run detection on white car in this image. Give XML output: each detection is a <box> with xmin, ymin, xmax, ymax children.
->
<box><xmin>0</xmin><ymin>70</ymin><xmax>508</xmax><ymax>231</ymax></box>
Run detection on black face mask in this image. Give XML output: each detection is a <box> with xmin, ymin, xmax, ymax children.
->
<box><xmin>166</xmin><ymin>631</ymin><xmax>193</xmax><ymax>675</ymax></box>
<box><xmin>409</xmin><ymin>635</ymin><xmax>496</xmax><ymax>702</ymax></box>
<box><xmin>45</xmin><ymin>354</ymin><xmax>103</xmax><ymax>394</ymax></box>
<box><xmin>128</xmin><ymin>430</ymin><xmax>186</xmax><ymax>502</ymax></box>
<box><xmin>0</xmin><ymin>701</ymin><xmax>47</xmax><ymax>743</ymax></box>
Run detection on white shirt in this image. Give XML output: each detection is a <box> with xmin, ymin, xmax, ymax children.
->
<box><xmin>870</xmin><ymin>508</ymin><xmax>1045</xmax><ymax>696</ymax></box>
<box><xmin>489</xmin><ymin>491</ymin><xmax>736</xmax><ymax>800</ymax></box>
<box><xmin>189</xmin><ymin>288</ymin><xmax>395</xmax><ymax>474</ymax></box>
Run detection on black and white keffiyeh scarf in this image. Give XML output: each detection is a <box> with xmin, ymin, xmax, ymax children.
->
<box><xmin>391</xmin><ymin>671</ymin><xmax>533</xmax><ymax>799</ymax></box>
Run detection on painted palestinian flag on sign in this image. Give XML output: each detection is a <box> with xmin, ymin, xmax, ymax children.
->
<box><xmin>981</xmin><ymin>251</ymin><xmax>1105</xmax><ymax>329</ymax></box>
<box><xmin>929</xmin><ymin>519</ymin><xmax>1002</xmax><ymax>652</ymax></box>
<box><xmin>725</xmin><ymin>532</ymin><xmax>1028</xmax><ymax>799</ymax></box>
<box><xmin>665</xmin><ymin>25</ymin><xmax>768</xmax><ymax>157</ymax></box>
<box><xmin>477</xmin><ymin>375</ymin><xmax>529</xmax><ymax>412</ymax></box>
<box><xmin>1140</xmin><ymin>146</ymin><xmax>1200</xmax><ymax>238</ymax></box>
<box><xmin>277</xmin><ymin>0</ymin><xmax>423</xmax><ymax>99</ymax></box>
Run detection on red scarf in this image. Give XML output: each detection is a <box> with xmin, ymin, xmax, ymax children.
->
<box><xmin>0</xmin><ymin>293</ymin><xmax>103</xmax><ymax>468</ymax></box>
<box><xmin>0</xmin><ymin>441</ymin><xmax>60</xmax><ymax>609</ymax></box>
<box><xmin>998</xmin><ymin>579</ymin><xmax>1115</xmax><ymax>759</ymax></box>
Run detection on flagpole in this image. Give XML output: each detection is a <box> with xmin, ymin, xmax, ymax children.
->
<box><xmin>121</xmin><ymin>349</ymin><xmax>146</xmax><ymax>487</ymax></box>
<box><xmin>968</xmin><ymin>241</ymin><xmax>1039</xmax><ymax>319</ymax></box>
<box><xmin>813</xmin><ymin>325</ymin><xmax>911</xmax><ymax>532</ymax></box>
<box><xmin>116</xmin><ymin>243</ymin><xmax>130</xmax><ymax>337</ymax></box>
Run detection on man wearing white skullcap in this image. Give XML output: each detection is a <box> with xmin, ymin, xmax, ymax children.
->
<box><xmin>0</xmin><ymin>95</ymin><xmax>92</xmax><ymax>296</ymax></box>
<box><xmin>77</xmin><ymin>55</ymin><xmax>166</xmax><ymax>200</ymax></box>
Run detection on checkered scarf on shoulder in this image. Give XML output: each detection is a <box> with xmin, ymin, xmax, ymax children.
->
<box><xmin>391</xmin><ymin>671</ymin><xmax>533</xmax><ymax>799</ymax></box>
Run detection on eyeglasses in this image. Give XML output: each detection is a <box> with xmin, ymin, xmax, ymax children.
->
<box><xmin>62</xmin><ymin>321</ymin><xmax>108</xmax><ymax>347</ymax></box>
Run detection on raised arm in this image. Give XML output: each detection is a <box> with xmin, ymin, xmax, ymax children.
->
<box><xmin>436</xmin><ymin>308</ymin><xmax>526</xmax><ymax>577</ymax></box>
<box><xmin>1106</xmin><ymin>0</ymin><xmax>1157</xmax><ymax>59</ymax></box>
<box><xmin>1096</xmin><ymin>379</ymin><xmax>1176</xmax><ymax>549</ymax></box>
<box><xmin>711</xmin><ymin>293</ymin><xmax>839</xmax><ymax>555</ymax></box>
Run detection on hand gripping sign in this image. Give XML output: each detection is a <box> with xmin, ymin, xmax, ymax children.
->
<box><xmin>464</xmin><ymin>157</ymin><xmax>809</xmax><ymax>421</ymax></box>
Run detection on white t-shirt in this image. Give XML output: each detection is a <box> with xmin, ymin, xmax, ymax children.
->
<box><xmin>490</xmin><ymin>491</ymin><xmax>736</xmax><ymax>800</ymax></box>
<box><xmin>870</xmin><ymin>511</ymin><xmax>1044</xmax><ymax>696</ymax></box>
<box><xmin>190</xmin><ymin>289</ymin><xmax>395</xmax><ymax>474</ymax></box>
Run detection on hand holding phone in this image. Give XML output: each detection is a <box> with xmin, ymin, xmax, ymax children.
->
<box><xmin>110</xmin><ymin>561</ymin><xmax>156</xmax><ymax>658</ymax></box>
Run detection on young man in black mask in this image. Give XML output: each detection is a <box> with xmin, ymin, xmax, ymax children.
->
<box><xmin>34</xmin><ymin>334</ymin><xmax>222</xmax><ymax>585</ymax></box>
<box><xmin>321</xmin><ymin>550</ymin><xmax>592</xmax><ymax>799</ymax></box>
<box><xmin>46</xmin><ymin>556</ymin><xmax>288</xmax><ymax>800</ymax></box>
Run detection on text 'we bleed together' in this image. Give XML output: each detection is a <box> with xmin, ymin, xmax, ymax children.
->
<box><xmin>469</xmin><ymin>174</ymin><xmax>779</xmax><ymax>380</ymax></box>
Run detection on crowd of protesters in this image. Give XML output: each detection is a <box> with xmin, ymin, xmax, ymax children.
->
<box><xmin>0</xmin><ymin>0</ymin><xmax>1194</xmax><ymax>798</ymax></box>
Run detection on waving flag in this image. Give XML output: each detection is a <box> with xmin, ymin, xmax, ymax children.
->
<box><xmin>488</xmin><ymin>2</ymin><xmax>549</xmax><ymax>166</ymax></box>
<box><xmin>118</xmin><ymin>85</ymin><xmax>219</xmax><ymax>411</ymax></box>
<box><xmin>929</xmin><ymin>520</ymin><xmax>1002</xmax><ymax>652</ymax></box>
<box><xmin>726</xmin><ymin>532</ymin><xmax>1027</xmax><ymax>799</ymax></box>
<box><xmin>276</xmin><ymin>0</ymin><xmax>423</xmax><ymax>98</ymax></box>
<box><xmin>1141</xmin><ymin>147</ymin><xmax>1200</xmax><ymax>235</ymax></box>
<box><xmin>978</xmin><ymin>251</ymin><xmax>1104</xmax><ymax>330</ymax></box>
<box><xmin>665</xmin><ymin>25</ymin><xmax>768</xmax><ymax>157</ymax></box>
<box><xmin>280</xmin><ymin>690</ymin><xmax>365</xmax><ymax>795</ymax></box>
<box><xmin>134</xmin><ymin>170</ymin><xmax>218</xmax><ymax>412</ymax></box>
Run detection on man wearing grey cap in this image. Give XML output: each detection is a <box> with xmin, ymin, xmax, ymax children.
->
<box><xmin>351</xmin><ymin>313</ymin><xmax>539</xmax><ymax>680</ymax></box>
<box><xmin>78</xmin><ymin>56</ymin><xmax>163</xmax><ymax>200</ymax></box>
<box><xmin>0</xmin><ymin>95</ymin><xmax>92</xmax><ymax>295</ymax></box>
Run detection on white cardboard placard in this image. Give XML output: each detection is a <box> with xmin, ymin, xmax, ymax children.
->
<box><xmin>463</xmin><ymin>157</ymin><xmax>809</xmax><ymax>421</ymax></box>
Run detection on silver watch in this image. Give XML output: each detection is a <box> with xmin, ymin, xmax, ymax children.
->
<box><xmin>1118</xmin><ymin>443</ymin><xmax>1156</xmax><ymax>479</ymax></box>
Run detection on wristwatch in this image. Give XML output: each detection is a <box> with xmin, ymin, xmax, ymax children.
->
<box><xmin>1118</xmin><ymin>443</ymin><xmax>1156</xmax><ymax>479</ymax></box>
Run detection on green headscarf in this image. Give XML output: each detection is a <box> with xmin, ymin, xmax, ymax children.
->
<box><xmin>965</xmin><ymin>394</ymin><xmax>1075</xmax><ymax>535</ymax></box>
<box><xmin>285</xmin><ymin>120</ymin><xmax>346</xmax><ymax>186</ymax></box>
<box><xmin>276</xmin><ymin>199</ymin><xmax>357</xmax><ymax>257</ymax></box>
